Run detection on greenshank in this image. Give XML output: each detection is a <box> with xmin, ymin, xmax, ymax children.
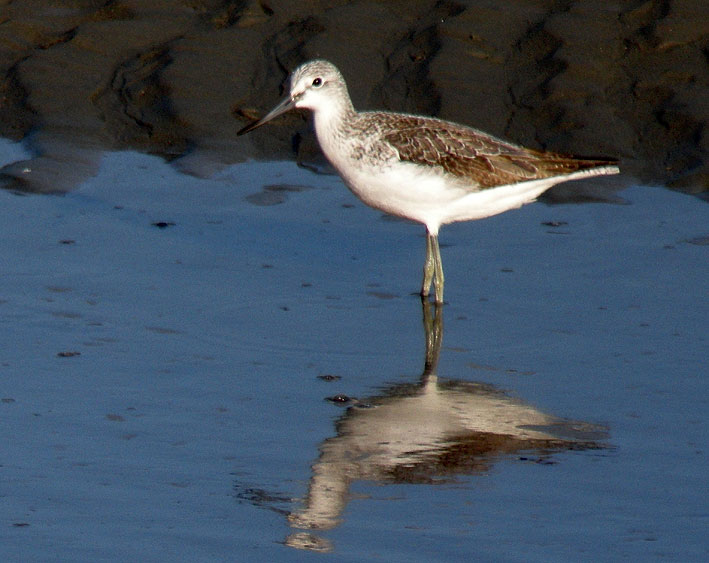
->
<box><xmin>237</xmin><ymin>60</ymin><xmax>619</xmax><ymax>303</ymax></box>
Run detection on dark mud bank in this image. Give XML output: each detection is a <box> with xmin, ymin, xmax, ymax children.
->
<box><xmin>0</xmin><ymin>1</ymin><xmax>707</xmax><ymax>194</ymax></box>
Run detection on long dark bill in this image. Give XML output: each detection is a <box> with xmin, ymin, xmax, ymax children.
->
<box><xmin>237</xmin><ymin>95</ymin><xmax>296</xmax><ymax>136</ymax></box>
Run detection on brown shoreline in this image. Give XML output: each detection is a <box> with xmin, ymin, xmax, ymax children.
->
<box><xmin>0</xmin><ymin>1</ymin><xmax>706</xmax><ymax>195</ymax></box>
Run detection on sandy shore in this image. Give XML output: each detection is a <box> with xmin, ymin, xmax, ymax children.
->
<box><xmin>0</xmin><ymin>1</ymin><xmax>707</xmax><ymax>194</ymax></box>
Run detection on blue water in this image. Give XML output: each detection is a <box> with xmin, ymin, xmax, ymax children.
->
<box><xmin>0</xmin><ymin>141</ymin><xmax>707</xmax><ymax>561</ymax></box>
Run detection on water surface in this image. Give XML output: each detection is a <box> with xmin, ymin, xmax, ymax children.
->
<box><xmin>0</xmin><ymin>141</ymin><xmax>707</xmax><ymax>561</ymax></box>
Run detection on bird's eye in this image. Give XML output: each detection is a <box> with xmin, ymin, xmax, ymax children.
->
<box><xmin>312</xmin><ymin>77</ymin><xmax>323</xmax><ymax>87</ymax></box>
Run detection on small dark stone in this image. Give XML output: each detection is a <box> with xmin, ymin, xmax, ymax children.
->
<box><xmin>151</xmin><ymin>221</ymin><xmax>175</xmax><ymax>228</ymax></box>
<box><xmin>326</xmin><ymin>394</ymin><xmax>352</xmax><ymax>403</ymax></box>
<box><xmin>317</xmin><ymin>374</ymin><xmax>341</xmax><ymax>382</ymax></box>
<box><xmin>684</xmin><ymin>235</ymin><xmax>709</xmax><ymax>246</ymax></box>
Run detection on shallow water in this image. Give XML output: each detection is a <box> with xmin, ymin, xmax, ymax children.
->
<box><xmin>0</xmin><ymin>139</ymin><xmax>707</xmax><ymax>561</ymax></box>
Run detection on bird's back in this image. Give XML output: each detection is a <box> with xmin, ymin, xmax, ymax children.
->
<box><xmin>354</xmin><ymin>111</ymin><xmax>618</xmax><ymax>190</ymax></box>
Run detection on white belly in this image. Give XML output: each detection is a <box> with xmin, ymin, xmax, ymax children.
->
<box><xmin>328</xmin><ymin>156</ymin><xmax>555</xmax><ymax>235</ymax></box>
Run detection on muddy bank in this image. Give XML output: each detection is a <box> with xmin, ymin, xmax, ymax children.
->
<box><xmin>0</xmin><ymin>0</ymin><xmax>707</xmax><ymax>194</ymax></box>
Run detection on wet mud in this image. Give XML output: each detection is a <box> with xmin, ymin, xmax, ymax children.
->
<box><xmin>0</xmin><ymin>0</ymin><xmax>707</xmax><ymax>194</ymax></box>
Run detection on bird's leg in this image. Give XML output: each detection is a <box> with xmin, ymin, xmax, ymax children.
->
<box><xmin>421</xmin><ymin>296</ymin><xmax>443</xmax><ymax>376</ymax></box>
<box><xmin>421</xmin><ymin>233</ymin><xmax>435</xmax><ymax>298</ymax></box>
<box><xmin>431</xmin><ymin>234</ymin><xmax>445</xmax><ymax>304</ymax></box>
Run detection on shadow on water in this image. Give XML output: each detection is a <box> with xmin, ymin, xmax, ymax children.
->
<box><xmin>234</xmin><ymin>300</ymin><xmax>609</xmax><ymax>553</ymax></box>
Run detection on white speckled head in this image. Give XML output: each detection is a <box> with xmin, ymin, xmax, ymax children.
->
<box><xmin>287</xmin><ymin>60</ymin><xmax>350</xmax><ymax>112</ymax></box>
<box><xmin>237</xmin><ymin>60</ymin><xmax>353</xmax><ymax>135</ymax></box>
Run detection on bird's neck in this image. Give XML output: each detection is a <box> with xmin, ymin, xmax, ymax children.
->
<box><xmin>312</xmin><ymin>88</ymin><xmax>356</xmax><ymax>140</ymax></box>
<box><xmin>312</xmin><ymin>101</ymin><xmax>356</xmax><ymax>168</ymax></box>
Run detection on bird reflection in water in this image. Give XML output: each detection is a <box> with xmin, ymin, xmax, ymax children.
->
<box><xmin>253</xmin><ymin>300</ymin><xmax>608</xmax><ymax>552</ymax></box>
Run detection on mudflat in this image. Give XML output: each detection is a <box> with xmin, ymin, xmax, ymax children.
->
<box><xmin>0</xmin><ymin>1</ymin><xmax>707</xmax><ymax>193</ymax></box>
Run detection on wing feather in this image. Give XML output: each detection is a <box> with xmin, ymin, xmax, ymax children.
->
<box><xmin>372</xmin><ymin>114</ymin><xmax>617</xmax><ymax>189</ymax></box>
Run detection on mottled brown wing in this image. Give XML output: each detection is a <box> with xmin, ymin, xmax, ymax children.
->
<box><xmin>381</xmin><ymin>115</ymin><xmax>615</xmax><ymax>189</ymax></box>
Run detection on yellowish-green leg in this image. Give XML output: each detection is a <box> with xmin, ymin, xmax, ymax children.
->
<box><xmin>421</xmin><ymin>233</ymin><xmax>435</xmax><ymax>298</ymax></box>
<box><xmin>421</xmin><ymin>232</ymin><xmax>445</xmax><ymax>303</ymax></box>
<box><xmin>431</xmin><ymin>234</ymin><xmax>444</xmax><ymax>304</ymax></box>
<box><xmin>421</xmin><ymin>296</ymin><xmax>443</xmax><ymax>375</ymax></box>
